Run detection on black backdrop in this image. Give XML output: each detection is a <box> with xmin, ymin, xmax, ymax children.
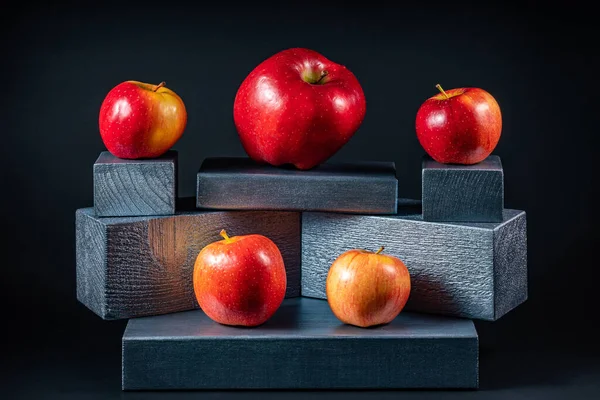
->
<box><xmin>3</xmin><ymin>1</ymin><xmax>598</xmax><ymax>398</ymax></box>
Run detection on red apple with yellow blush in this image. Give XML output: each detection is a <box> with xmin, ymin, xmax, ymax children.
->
<box><xmin>326</xmin><ymin>246</ymin><xmax>411</xmax><ymax>328</ymax></box>
<box><xmin>415</xmin><ymin>84</ymin><xmax>502</xmax><ymax>165</ymax></box>
<box><xmin>99</xmin><ymin>81</ymin><xmax>187</xmax><ymax>159</ymax></box>
<box><xmin>193</xmin><ymin>229</ymin><xmax>287</xmax><ymax>327</ymax></box>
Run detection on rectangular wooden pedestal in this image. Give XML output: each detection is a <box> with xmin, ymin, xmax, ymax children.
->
<box><xmin>122</xmin><ymin>297</ymin><xmax>478</xmax><ymax>390</ymax></box>
<box><xmin>196</xmin><ymin>157</ymin><xmax>398</xmax><ymax>214</ymax></box>
<box><xmin>301</xmin><ymin>200</ymin><xmax>527</xmax><ymax>321</ymax></box>
<box><xmin>93</xmin><ymin>151</ymin><xmax>177</xmax><ymax>217</ymax></box>
<box><xmin>76</xmin><ymin>208</ymin><xmax>300</xmax><ymax>320</ymax></box>
<box><xmin>422</xmin><ymin>155</ymin><xmax>504</xmax><ymax>222</ymax></box>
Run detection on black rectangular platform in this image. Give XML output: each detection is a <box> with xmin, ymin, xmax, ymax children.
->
<box><xmin>196</xmin><ymin>157</ymin><xmax>398</xmax><ymax>214</ymax></box>
<box><xmin>122</xmin><ymin>297</ymin><xmax>478</xmax><ymax>390</ymax></box>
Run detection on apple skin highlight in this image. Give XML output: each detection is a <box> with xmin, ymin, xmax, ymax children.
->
<box><xmin>415</xmin><ymin>86</ymin><xmax>502</xmax><ymax>165</ymax></box>
<box><xmin>99</xmin><ymin>81</ymin><xmax>187</xmax><ymax>159</ymax></box>
<box><xmin>233</xmin><ymin>48</ymin><xmax>366</xmax><ymax>170</ymax></box>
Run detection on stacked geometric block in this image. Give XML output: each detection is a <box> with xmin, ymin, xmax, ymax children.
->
<box><xmin>76</xmin><ymin>151</ymin><xmax>527</xmax><ymax>390</ymax></box>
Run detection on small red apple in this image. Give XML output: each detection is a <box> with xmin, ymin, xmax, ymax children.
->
<box><xmin>98</xmin><ymin>81</ymin><xmax>187</xmax><ymax>159</ymax></box>
<box><xmin>415</xmin><ymin>84</ymin><xmax>502</xmax><ymax>165</ymax></box>
<box><xmin>233</xmin><ymin>48</ymin><xmax>366</xmax><ymax>170</ymax></box>
<box><xmin>326</xmin><ymin>246</ymin><xmax>411</xmax><ymax>328</ymax></box>
<box><xmin>193</xmin><ymin>229</ymin><xmax>287</xmax><ymax>327</ymax></box>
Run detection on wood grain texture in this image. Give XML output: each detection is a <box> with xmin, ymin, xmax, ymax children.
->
<box><xmin>196</xmin><ymin>157</ymin><xmax>398</xmax><ymax>214</ymax></box>
<box><xmin>76</xmin><ymin>208</ymin><xmax>300</xmax><ymax>320</ymax></box>
<box><xmin>422</xmin><ymin>155</ymin><xmax>503</xmax><ymax>222</ymax></box>
<box><xmin>75</xmin><ymin>210</ymin><xmax>107</xmax><ymax>317</ymax></box>
<box><xmin>301</xmin><ymin>202</ymin><xmax>527</xmax><ymax>321</ymax></box>
<box><xmin>494</xmin><ymin>211</ymin><xmax>528</xmax><ymax>319</ymax></box>
<box><xmin>122</xmin><ymin>297</ymin><xmax>478</xmax><ymax>390</ymax></box>
<box><xmin>93</xmin><ymin>151</ymin><xmax>177</xmax><ymax>217</ymax></box>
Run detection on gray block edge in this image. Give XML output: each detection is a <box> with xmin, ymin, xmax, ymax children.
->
<box><xmin>493</xmin><ymin>210</ymin><xmax>528</xmax><ymax>320</ymax></box>
<box><xmin>76</xmin><ymin>209</ymin><xmax>108</xmax><ymax>318</ymax></box>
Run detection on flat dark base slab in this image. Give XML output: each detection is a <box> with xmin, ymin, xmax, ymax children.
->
<box><xmin>122</xmin><ymin>297</ymin><xmax>478</xmax><ymax>390</ymax></box>
<box><xmin>196</xmin><ymin>157</ymin><xmax>398</xmax><ymax>214</ymax></box>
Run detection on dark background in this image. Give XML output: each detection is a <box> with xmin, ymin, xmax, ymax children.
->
<box><xmin>2</xmin><ymin>1</ymin><xmax>598</xmax><ymax>398</ymax></box>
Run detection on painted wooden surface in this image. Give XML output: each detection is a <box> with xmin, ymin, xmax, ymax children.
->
<box><xmin>196</xmin><ymin>157</ymin><xmax>398</xmax><ymax>214</ymax></box>
<box><xmin>301</xmin><ymin>200</ymin><xmax>527</xmax><ymax>321</ymax></box>
<box><xmin>122</xmin><ymin>297</ymin><xmax>478</xmax><ymax>390</ymax></box>
<box><xmin>422</xmin><ymin>155</ymin><xmax>504</xmax><ymax>222</ymax></box>
<box><xmin>76</xmin><ymin>207</ymin><xmax>301</xmax><ymax>320</ymax></box>
<box><xmin>93</xmin><ymin>151</ymin><xmax>177</xmax><ymax>217</ymax></box>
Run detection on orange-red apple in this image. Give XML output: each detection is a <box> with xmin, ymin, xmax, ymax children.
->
<box><xmin>98</xmin><ymin>81</ymin><xmax>187</xmax><ymax>159</ymax></box>
<box><xmin>193</xmin><ymin>230</ymin><xmax>286</xmax><ymax>327</ymax></box>
<box><xmin>326</xmin><ymin>247</ymin><xmax>411</xmax><ymax>328</ymax></box>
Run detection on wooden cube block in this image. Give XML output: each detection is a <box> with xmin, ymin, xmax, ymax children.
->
<box><xmin>422</xmin><ymin>155</ymin><xmax>504</xmax><ymax>222</ymax></box>
<box><xmin>196</xmin><ymin>157</ymin><xmax>398</xmax><ymax>214</ymax></box>
<box><xmin>94</xmin><ymin>151</ymin><xmax>177</xmax><ymax>217</ymax></box>
<box><xmin>122</xmin><ymin>297</ymin><xmax>478</xmax><ymax>390</ymax></box>
<box><xmin>76</xmin><ymin>208</ymin><xmax>300</xmax><ymax>320</ymax></box>
<box><xmin>301</xmin><ymin>200</ymin><xmax>527</xmax><ymax>321</ymax></box>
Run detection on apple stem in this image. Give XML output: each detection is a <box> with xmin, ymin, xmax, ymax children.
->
<box><xmin>153</xmin><ymin>81</ymin><xmax>166</xmax><ymax>92</ymax></box>
<box><xmin>316</xmin><ymin>71</ymin><xmax>328</xmax><ymax>84</ymax></box>
<box><xmin>220</xmin><ymin>229</ymin><xmax>232</xmax><ymax>243</ymax></box>
<box><xmin>375</xmin><ymin>246</ymin><xmax>385</xmax><ymax>255</ymax></box>
<box><xmin>435</xmin><ymin>83</ymin><xmax>450</xmax><ymax>99</ymax></box>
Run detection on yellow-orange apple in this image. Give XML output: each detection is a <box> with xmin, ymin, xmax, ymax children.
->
<box><xmin>326</xmin><ymin>247</ymin><xmax>411</xmax><ymax>328</ymax></box>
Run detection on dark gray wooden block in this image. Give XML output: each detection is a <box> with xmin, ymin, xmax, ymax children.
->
<box><xmin>122</xmin><ymin>297</ymin><xmax>478</xmax><ymax>390</ymax></box>
<box><xmin>76</xmin><ymin>208</ymin><xmax>300</xmax><ymax>320</ymax></box>
<box><xmin>301</xmin><ymin>200</ymin><xmax>527</xmax><ymax>321</ymax></box>
<box><xmin>196</xmin><ymin>157</ymin><xmax>398</xmax><ymax>214</ymax></box>
<box><xmin>94</xmin><ymin>151</ymin><xmax>177</xmax><ymax>217</ymax></box>
<box><xmin>422</xmin><ymin>155</ymin><xmax>504</xmax><ymax>222</ymax></box>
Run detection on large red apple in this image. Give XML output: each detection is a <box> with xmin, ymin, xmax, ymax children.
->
<box><xmin>193</xmin><ymin>229</ymin><xmax>287</xmax><ymax>327</ymax></box>
<box><xmin>99</xmin><ymin>81</ymin><xmax>187</xmax><ymax>159</ymax></box>
<box><xmin>415</xmin><ymin>84</ymin><xmax>502</xmax><ymax>165</ymax></box>
<box><xmin>326</xmin><ymin>247</ymin><xmax>411</xmax><ymax>328</ymax></box>
<box><xmin>233</xmin><ymin>48</ymin><xmax>366</xmax><ymax>170</ymax></box>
